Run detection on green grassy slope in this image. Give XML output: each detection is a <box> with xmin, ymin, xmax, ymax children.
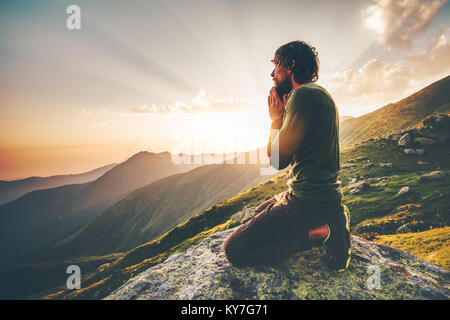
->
<box><xmin>340</xmin><ymin>75</ymin><xmax>450</xmax><ymax>147</ymax></box>
<box><xmin>0</xmin><ymin>163</ymin><xmax>117</xmax><ymax>206</ymax></box>
<box><xmin>374</xmin><ymin>227</ymin><xmax>450</xmax><ymax>270</ymax></box>
<box><xmin>35</xmin><ymin>113</ymin><xmax>449</xmax><ymax>300</ymax></box>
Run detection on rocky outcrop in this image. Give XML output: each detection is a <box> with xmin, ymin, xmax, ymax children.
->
<box><xmin>106</xmin><ymin>227</ymin><xmax>449</xmax><ymax>300</ymax></box>
<box><xmin>388</xmin><ymin>114</ymin><xmax>449</xmax><ymax>157</ymax></box>
<box><xmin>398</xmin><ymin>133</ymin><xmax>412</xmax><ymax>147</ymax></box>
<box><xmin>419</xmin><ymin>171</ymin><xmax>449</xmax><ymax>182</ymax></box>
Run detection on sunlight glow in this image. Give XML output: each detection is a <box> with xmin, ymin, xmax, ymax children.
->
<box><xmin>365</xmin><ymin>5</ymin><xmax>384</xmax><ymax>33</ymax></box>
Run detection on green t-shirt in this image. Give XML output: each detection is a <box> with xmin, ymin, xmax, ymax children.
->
<box><xmin>282</xmin><ymin>82</ymin><xmax>342</xmax><ymax>201</ymax></box>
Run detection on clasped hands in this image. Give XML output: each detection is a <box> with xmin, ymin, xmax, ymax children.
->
<box><xmin>268</xmin><ymin>87</ymin><xmax>288</xmax><ymax>121</ymax></box>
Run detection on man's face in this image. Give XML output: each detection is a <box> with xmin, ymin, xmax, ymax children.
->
<box><xmin>271</xmin><ymin>56</ymin><xmax>292</xmax><ymax>99</ymax></box>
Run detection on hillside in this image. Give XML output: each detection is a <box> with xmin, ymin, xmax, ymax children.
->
<box><xmin>0</xmin><ymin>163</ymin><xmax>117</xmax><ymax>206</ymax></box>
<box><xmin>0</xmin><ymin>151</ymin><xmax>202</xmax><ymax>267</ymax></box>
<box><xmin>340</xmin><ymin>75</ymin><xmax>450</xmax><ymax>147</ymax></box>
<box><xmin>25</xmin><ymin>113</ymin><xmax>448</xmax><ymax>300</ymax></box>
<box><xmin>26</xmin><ymin>162</ymin><xmax>280</xmax><ymax>263</ymax></box>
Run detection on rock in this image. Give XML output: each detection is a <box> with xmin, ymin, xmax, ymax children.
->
<box><xmin>342</xmin><ymin>163</ymin><xmax>356</xmax><ymax>168</ymax></box>
<box><xmin>349</xmin><ymin>181</ymin><xmax>370</xmax><ymax>192</ymax></box>
<box><xmin>230</xmin><ymin>206</ymin><xmax>257</xmax><ymax>224</ymax></box>
<box><xmin>349</xmin><ymin>178</ymin><xmax>358</xmax><ymax>184</ymax></box>
<box><xmin>404</xmin><ymin>149</ymin><xmax>425</xmax><ymax>156</ymax></box>
<box><xmin>419</xmin><ymin>171</ymin><xmax>448</xmax><ymax>182</ymax></box>
<box><xmin>356</xmin><ymin>156</ymin><xmax>367</xmax><ymax>161</ymax></box>
<box><xmin>397</xmin><ymin>186</ymin><xmax>411</xmax><ymax>197</ymax></box>
<box><xmin>388</xmin><ymin>132</ymin><xmax>403</xmax><ymax>141</ymax></box>
<box><xmin>363</xmin><ymin>163</ymin><xmax>375</xmax><ymax>168</ymax></box>
<box><xmin>398</xmin><ymin>133</ymin><xmax>412</xmax><ymax>147</ymax></box>
<box><xmin>416</xmin><ymin>149</ymin><xmax>425</xmax><ymax>155</ymax></box>
<box><xmin>379</xmin><ymin>163</ymin><xmax>393</xmax><ymax>168</ymax></box>
<box><xmin>105</xmin><ymin>228</ymin><xmax>450</xmax><ymax>300</ymax></box>
<box><xmin>396</xmin><ymin>224</ymin><xmax>413</xmax><ymax>234</ymax></box>
<box><xmin>417</xmin><ymin>161</ymin><xmax>429</xmax><ymax>165</ymax></box>
<box><xmin>414</xmin><ymin>137</ymin><xmax>436</xmax><ymax>146</ymax></box>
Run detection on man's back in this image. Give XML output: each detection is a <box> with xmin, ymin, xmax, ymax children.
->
<box><xmin>283</xmin><ymin>81</ymin><xmax>341</xmax><ymax>201</ymax></box>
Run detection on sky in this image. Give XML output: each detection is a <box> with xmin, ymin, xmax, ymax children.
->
<box><xmin>0</xmin><ymin>0</ymin><xmax>449</xmax><ymax>180</ymax></box>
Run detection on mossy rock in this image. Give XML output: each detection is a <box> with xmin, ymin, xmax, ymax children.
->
<box><xmin>106</xmin><ymin>228</ymin><xmax>449</xmax><ymax>300</ymax></box>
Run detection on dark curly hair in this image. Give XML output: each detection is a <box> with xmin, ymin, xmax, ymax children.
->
<box><xmin>273</xmin><ymin>41</ymin><xmax>320</xmax><ymax>84</ymax></box>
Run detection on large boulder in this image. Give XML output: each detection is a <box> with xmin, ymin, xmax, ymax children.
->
<box><xmin>398</xmin><ymin>133</ymin><xmax>412</xmax><ymax>147</ymax></box>
<box><xmin>397</xmin><ymin>186</ymin><xmax>411</xmax><ymax>196</ymax></box>
<box><xmin>106</xmin><ymin>228</ymin><xmax>449</xmax><ymax>300</ymax></box>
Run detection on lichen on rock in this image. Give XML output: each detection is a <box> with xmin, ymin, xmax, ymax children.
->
<box><xmin>105</xmin><ymin>226</ymin><xmax>449</xmax><ymax>300</ymax></box>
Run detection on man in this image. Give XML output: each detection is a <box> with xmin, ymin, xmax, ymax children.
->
<box><xmin>223</xmin><ymin>41</ymin><xmax>351</xmax><ymax>272</ymax></box>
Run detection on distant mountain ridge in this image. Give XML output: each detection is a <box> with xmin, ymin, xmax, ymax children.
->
<box><xmin>23</xmin><ymin>148</ymin><xmax>283</xmax><ymax>263</ymax></box>
<box><xmin>0</xmin><ymin>151</ymin><xmax>203</xmax><ymax>267</ymax></box>
<box><xmin>340</xmin><ymin>75</ymin><xmax>450</xmax><ymax>147</ymax></box>
<box><xmin>0</xmin><ymin>163</ymin><xmax>117</xmax><ymax>206</ymax></box>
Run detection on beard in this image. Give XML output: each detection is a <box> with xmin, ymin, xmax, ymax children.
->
<box><xmin>275</xmin><ymin>76</ymin><xmax>292</xmax><ymax>101</ymax></box>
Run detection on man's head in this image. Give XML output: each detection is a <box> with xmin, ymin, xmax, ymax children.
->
<box><xmin>271</xmin><ymin>41</ymin><xmax>320</xmax><ymax>98</ymax></box>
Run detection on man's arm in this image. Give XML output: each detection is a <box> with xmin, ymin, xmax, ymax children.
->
<box><xmin>267</xmin><ymin>90</ymin><xmax>312</xmax><ymax>170</ymax></box>
<box><xmin>267</xmin><ymin>117</ymin><xmax>283</xmax><ymax>158</ymax></box>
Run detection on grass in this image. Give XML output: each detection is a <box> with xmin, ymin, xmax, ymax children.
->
<box><xmin>373</xmin><ymin>227</ymin><xmax>450</xmax><ymax>270</ymax></box>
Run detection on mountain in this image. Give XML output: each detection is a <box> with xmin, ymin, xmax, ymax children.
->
<box><xmin>0</xmin><ymin>151</ymin><xmax>202</xmax><ymax>268</ymax></box>
<box><xmin>32</xmin><ymin>112</ymin><xmax>448</xmax><ymax>300</ymax></box>
<box><xmin>105</xmin><ymin>228</ymin><xmax>449</xmax><ymax>300</ymax></box>
<box><xmin>0</xmin><ymin>163</ymin><xmax>117</xmax><ymax>206</ymax></box>
<box><xmin>339</xmin><ymin>115</ymin><xmax>353</xmax><ymax>123</ymax></box>
<box><xmin>340</xmin><ymin>75</ymin><xmax>450</xmax><ymax>147</ymax></box>
<box><xmin>25</xmin><ymin>160</ymin><xmax>281</xmax><ymax>262</ymax></box>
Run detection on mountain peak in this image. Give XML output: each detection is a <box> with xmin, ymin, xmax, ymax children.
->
<box><xmin>127</xmin><ymin>150</ymin><xmax>171</xmax><ymax>160</ymax></box>
<box><xmin>106</xmin><ymin>226</ymin><xmax>449</xmax><ymax>300</ymax></box>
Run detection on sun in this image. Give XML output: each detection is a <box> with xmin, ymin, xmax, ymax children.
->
<box><xmin>365</xmin><ymin>5</ymin><xmax>384</xmax><ymax>34</ymax></box>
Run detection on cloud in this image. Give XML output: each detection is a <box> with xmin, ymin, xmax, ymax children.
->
<box><xmin>130</xmin><ymin>90</ymin><xmax>252</xmax><ymax>114</ymax></box>
<box><xmin>322</xmin><ymin>28</ymin><xmax>450</xmax><ymax>114</ymax></box>
<box><xmin>364</xmin><ymin>0</ymin><xmax>446</xmax><ymax>49</ymax></box>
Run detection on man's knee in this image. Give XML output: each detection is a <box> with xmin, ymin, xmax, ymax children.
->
<box><xmin>223</xmin><ymin>232</ymin><xmax>247</xmax><ymax>267</ymax></box>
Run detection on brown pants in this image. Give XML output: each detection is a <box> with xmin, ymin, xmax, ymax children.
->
<box><xmin>223</xmin><ymin>190</ymin><xmax>343</xmax><ymax>267</ymax></box>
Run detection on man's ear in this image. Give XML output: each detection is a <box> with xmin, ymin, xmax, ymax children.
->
<box><xmin>287</xmin><ymin>59</ymin><xmax>295</xmax><ymax>75</ymax></box>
